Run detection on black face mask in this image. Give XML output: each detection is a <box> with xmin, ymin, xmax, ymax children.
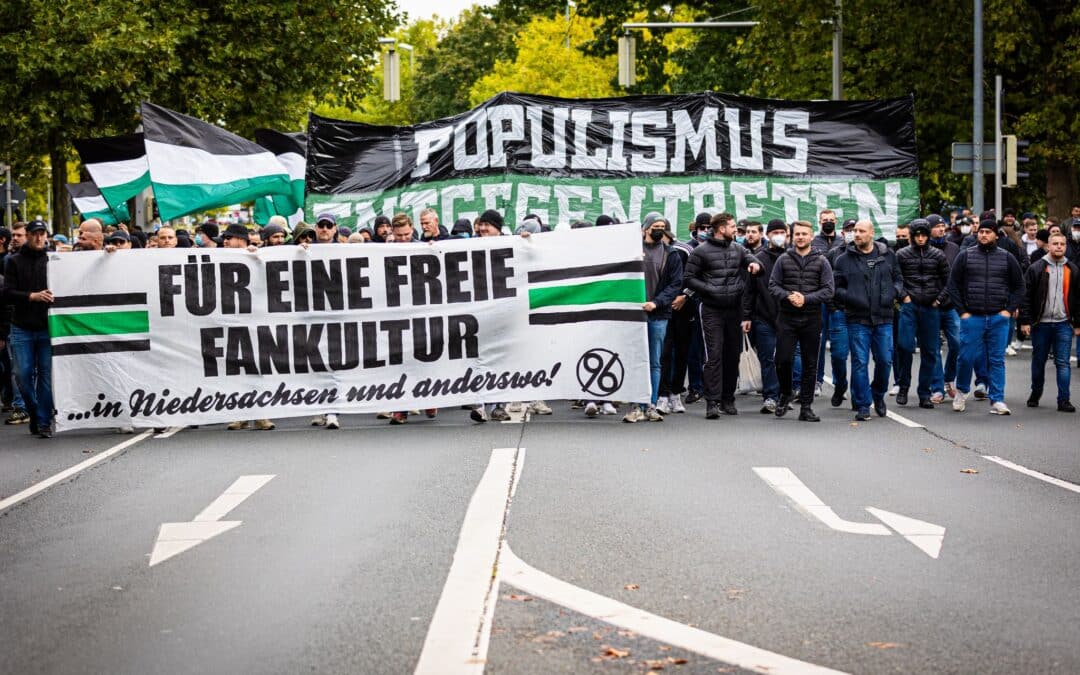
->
<box><xmin>820</xmin><ymin>220</ymin><xmax>836</xmax><ymax>235</ymax></box>
<box><xmin>895</xmin><ymin>238</ymin><xmax>910</xmax><ymax>249</ymax></box>
<box><xmin>649</xmin><ymin>229</ymin><xmax>665</xmax><ymax>242</ymax></box>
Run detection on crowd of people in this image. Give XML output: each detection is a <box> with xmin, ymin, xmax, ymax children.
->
<box><xmin>2</xmin><ymin>203</ymin><xmax>1079</xmax><ymax>437</ymax></box>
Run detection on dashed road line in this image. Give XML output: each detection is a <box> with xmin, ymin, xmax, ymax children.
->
<box><xmin>981</xmin><ymin>455</ymin><xmax>1080</xmax><ymax>494</ymax></box>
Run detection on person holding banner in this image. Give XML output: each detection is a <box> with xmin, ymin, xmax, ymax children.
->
<box><xmin>683</xmin><ymin>212</ymin><xmax>760</xmax><ymax>420</ymax></box>
<box><xmin>2</xmin><ymin>220</ymin><xmax>54</xmax><ymax>438</ymax></box>
<box><xmin>471</xmin><ymin>209</ymin><xmax>513</xmax><ymax>423</ymax></box>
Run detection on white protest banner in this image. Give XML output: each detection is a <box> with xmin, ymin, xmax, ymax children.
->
<box><xmin>48</xmin><ymin>224</ymin><xmax>651</xmax><ymax>432</ymax></box>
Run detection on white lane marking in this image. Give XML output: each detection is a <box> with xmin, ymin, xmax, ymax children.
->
<box><xmin>499</xmin><ymin>547</ymin><xmax>847</xmax><ymax>675</ymax></box>
<box><xmin>865</xmin><ymin>507</ymin><xmax>946</xmax><ymax>559</ymax></box>
<box><xmin>0</xmin><ymin>430</ymin><xmax>153</xmax><ymax>514</ymax></box>
<box><xmin>754</xmin><ymin>467</ymin><xmax>890</xmax><ymax>536</ymax></box>
<box><xmin>981</xmin><ymin>455</ymin><xmax>1080</xmax><ymax>494</ymax></box>
<box><xmin>154</xmin><ymin>426</ymin><xmax>185</xmax><ymax>439</ymax></box>
<box><xmin>148</xmin><ymin>474</ymin><xmax>275</xmax><ymax>567</ymax></box>
<box><xmin>821</xmin><ymin>375</ymin><xmax>924</xmax><ymax>428</ymax></box>
<box><xmin>414</xmin><ymin>447</ymin><xmax>520</xmax><ymax>675</ymax></box>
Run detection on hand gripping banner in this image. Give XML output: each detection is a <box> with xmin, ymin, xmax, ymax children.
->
<box><xmin>49</xmin><ymin>225</ymin><xmax>651</xmax><ymax>431</ymax></box>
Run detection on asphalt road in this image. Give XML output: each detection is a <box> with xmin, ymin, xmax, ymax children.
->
<box><xmin>1</xmin><ymin>350</ymin><xmax>1077</xmax><ymax>674</ymax></box>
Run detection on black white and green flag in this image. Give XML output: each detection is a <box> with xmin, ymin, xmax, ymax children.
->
<box><xmin>73</xmin><ymin>133</ymin><xmax>150</xmax><ymax>215</ymax></box>
<box><xmin>307</xmin><ymin>92</ymin><xmax>920</xmax><ymax>238</ymax></box>
<box><xmin>141</xmin><ymin>102</ymin><xmax>293</xmax><ymax>221</ymax></box>
<box><xmin>254</xmin><ymin>129</ymin><xmax>306</xmax><ymax>215</ymax></box>
<box><xmin>66</xmin><ymin>181</ymin><xmax>130</xmax><ymax>225</ymax></box>
<box><xmin>49</xmin><ymin>292</ymin><xmax>151</xmax><ymax>357</ymax></box>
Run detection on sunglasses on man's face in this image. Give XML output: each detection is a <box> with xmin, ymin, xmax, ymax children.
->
<box><xmin>316</xmin><ymin>222</ymin><xmax>336</xmax><ymax>229</ymax></box>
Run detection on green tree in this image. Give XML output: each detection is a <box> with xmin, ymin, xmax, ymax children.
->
<box><xmin>0</xmin><ymin>0</ymin><xmax>397</xmax><ymax>233</ymax></box>
<box><xmin>469</xmin><ymin>14</ymin><xmax>618</xmax><ymax>103</ymax></box>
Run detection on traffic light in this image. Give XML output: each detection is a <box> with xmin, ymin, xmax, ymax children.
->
<box><xmin>1003</xmin><ymin>135</ymin><xmax>1030</xmax><ymax>187</ymax></box>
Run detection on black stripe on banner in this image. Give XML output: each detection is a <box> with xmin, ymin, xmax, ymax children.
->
<box><xmin>142</xmin><ymin>102</ymin><xmax>271</xmax><ymax>156</ymax></box>
<box><xmin>529</xmin><ymin>309</ymin><xmax>645</xmax><ymax>325</ymax></box>
<box><xmin>53</xmin><ymin>340</ymin><xmax>151</xmax><ymax>357</ymax></box>
<box><xmin>52</xmin><ymin>293</ymin><xmax>148</xmax><ymax>309</ymax></box>
<box><xmin>73</xmin><ymin>133</ymin><xmax>145</xmax><ymax>164</ymax></box>
<box><xmin>255</xmin><ymin>129</ymin><xmax>307</xmax><ymax>157</ymax></box>
<box><xmin>527</xmin><ymin>260</ymin><xmax>643</xmax><ymax>284</ymax></box>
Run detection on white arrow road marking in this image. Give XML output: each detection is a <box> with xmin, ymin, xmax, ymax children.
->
<box><xmin>865</xmin><ymin>508</ymin><xmax>946</xmax><ymax>559</ymax></box>
<box><xmin>499</xmin><ymin>547</ymin><xmax>847</xmax><ymax>675</ymax></box>
<box><xmin>148</xmin><ymin>474</ymin><xmax>275</xmax><ymax>567</ymax></box>
<box><xmin>754</xmin><ymin>467</ymin><xmax>890</xmax><ymax>535</ymax></box>
<box><xmin>414</xmin><ymin>448</ymin><xmax>521</xmax><ymax>675</ymax></box>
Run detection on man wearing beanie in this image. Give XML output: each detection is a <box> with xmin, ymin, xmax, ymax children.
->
<box><xmin>895</xmin><ymin>219</ymin><xmax>950</xmax><ymax>408</ymax></box>
<box><xmin>683</xmin><ymin>212</ymin><xmax>761</xmax><ymax>419</ymax></box>
<box><xmin>946</xmin><ymin>219</ymin><xmax>1026</xmax><ymax>414</ymax></box>
<box><xmin>626</xmin><ymin>212</ymin><xmax>684</xmax><ymax>423</ymax></box>
<box><xmin>748</xmin><ymin>219</ymin><xmax>791</xmax><ymax>413</ymax></box>
<box><xmin>261</xmin><ymin>215</ymin><xmax>288</xmax><ymax>247</ymax></box>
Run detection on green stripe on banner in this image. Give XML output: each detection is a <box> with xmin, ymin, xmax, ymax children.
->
<box><xmin>529</xmin><ymin>279</ymin><xmax>646</xmax><ymax>310</ymax></box>
<box><xmin>49</xmin><ymin>311</ymin><xmax>150</xmax><ymax>339</ymax></box>
<box><xmin>99</xmin><ymin>172</ymin><xmax>151</xmax><ymax>210</ymax></box>
<box><xmin>153</xmin><ymin>175</ymin><xmax>291</xmax><ymax>222</ymax></box>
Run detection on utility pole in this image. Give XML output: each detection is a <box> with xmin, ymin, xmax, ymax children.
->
<box><xmin>972</xmin><ymin>0</ymin><xmax>984</xmax><ymax>214</ymax></box>
<box><xmin>2</xmin><ymin>163</ymin><xmax>11</xmax><ymax>227</ymax></box>
<box><xmin>994</xmin><ymin>74</ymin><xmax>1002</xmax><ymax>216</ymax></box>
<box><xmin>832</xmin><ymin>0</ymin><xmax>843</xmax><ymax>100</ymax></box>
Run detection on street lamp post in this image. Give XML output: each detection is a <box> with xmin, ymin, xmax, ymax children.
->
<box><xmin>1</xmin><ymin>163</ymin><xmax>11</xmax><ymax>227</ymax></box>
<box><xmin>380</xmin><ymin>38</ymin><xmax>414</xmax><ymax>103</ymax></box>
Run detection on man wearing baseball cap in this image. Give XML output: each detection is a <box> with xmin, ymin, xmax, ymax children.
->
<box><xmin>946</xmin><ymin>218</ymin><xmax>1026</xmax><ymax>414</ymax></box>
<box><xmin>314</xmin><ymin>212</ymin><xmax>339</xmax><ymax>244</ymax></box>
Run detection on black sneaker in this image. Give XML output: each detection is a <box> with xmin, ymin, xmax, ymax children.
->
<box><xmin>918</xmin><ymin>398</ymin><xmax>934</xmax><ymax>409</ymax></box>
<box><xmin>873</xmin><ymin>397</ymin><xmax>887</xmax><ymax>417</ymax></box>
<box><xmin>684</xmin><ymin>390</ymin><xmax>704</xmax><ymax>405</ymax></box>
<box><xmin>5</xmin><ymin>409</ymin><xmax>29</xmax><ymax>425</ymax></box>
<box><xmin>1058</xmin><ymin>401</ymin><xmax>1076</xmax><ymax>413</ymax></box>
<box><xmin>798</xmin><ymin>407</ymin><xmax>820</xmax><ymax>422</ymax></box>
<box><xmin>705</xmin><ymin>402</ymin><xmax>721</xmax><ymax>419</ymax></box>
<box><xmin>830</xmin><ymin>384</ymin><xmax>846</xmax><ymax>407</ymax></box>
<box><xmin>720</xmin><ymin>402</ymin><xmax>738</xmax><ymax>416</ymax></box>
<box><xmin>855</xmin><ymin>408</ymin><xmax>872</xmax><ymax>421</ymax></box>
<box><xmin>895</xmin><ymin>390</ymin><xmax>908</xmax><ymax>406</ymax></box>
<box><xmin>1027</xmin><ymin>392</ymin><xmax>1041</xmax><ymax>408</ymax></box>
<box><xmin>469</xmin><ymin>407</ymin><xmax>487</xmax><ymax>423</ymax></box>
<box><xmin>775</xmin><ymin>394</ymin><xmax>791</xmax><ymax>418</ymax></box>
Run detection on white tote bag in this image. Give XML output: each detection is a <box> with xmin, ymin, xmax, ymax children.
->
<box><xmin>737</xmin><ymin>332</ymin><xmax>763</xmax><ymax>394</ymax></box>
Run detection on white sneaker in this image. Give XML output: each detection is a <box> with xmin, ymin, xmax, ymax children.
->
<box><xmin>889</xmin><ymin>385</ymin><xmax>900</xmax><ymax>396</ymax></box>
<box><xmin>622</xmin><ymin>407</ymin><xmax>645</xmax><ymax>423</ymax></box>
<box><xmin>670</xmin><ymin>394</ymin><xmax>685</xmax><ymax>413</ymax></box>
<box><xmin>584</xmin><ymin>402</ymin><xmax>599</xmax><ymax>417</ymax></box>
<box><xmin>655</xmin><ymin>397</ymin><xmax>671</xmax><ymax>414</ymax></box>
<box><xmin>601</xmin><ymin>402</ymin><xmax>617</xmax><ymax>415</ymax></box>
<box><xmin>507</xmin><ymin>402</ymin><xmax>524</xmax><ymax>413</ymax></box>
<box><xmin>310</xmin><ymin>415</ymin><xmax>326</xmax><ymax>426</ymax></box>
<box><xmin>325</xmin><ymin>413</ymin><xmax>340</xmax><ymax>429</ymax></box>
<box><xmin>644</xmin><ymin>405</ymin><xmax>664</xmax><ymax>422</ymax></box>
<box><xmin>952</xmin><ymin>391</ymin><xmax>967</xmax><ymax>412</ymax></box>
<box><xmin>527</xmin><ymin>400</ymin><xmax>553</xmax><ymax>415</ymax></box>
<box><xmin>930</xmin><ymin>392</ymin><xmax>945</xmax><ymax>404</ymax></box>
<box><xmin>989</xmin><ymin>401</ymin><xmax>1011</xmax><ymax>415</ymax></box>
<box><xmin>1009</xmin><ymin>339</ymin><xmax>1022</xmax><ymax>351</ymax></box>
<box><xmin>1005</xmin><ymin>345</ymin><xmax>1017</xmax><ymax>356</ymax></box>
<box><xmin>814</xmin><ymin>383</ymin><xmax>822</xmax><ymax>398</ymax></box>
<box><xmin>974</xmin><ymin>383</ymin><xmax>988</xmax><ymax>400</ymax></box>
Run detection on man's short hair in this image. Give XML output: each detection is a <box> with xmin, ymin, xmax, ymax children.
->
<box><xmin>710</xmin><ymin>212</ymin><xmax>734</xmax><ymax>228</ymax></box>
<box><xmin>419</xmin><ymin>207</ymin><xmax>437</xmax><ymax>219</ymax></box>
<box><xmin>747</xmin><ymin>221</ymin><xmax>762</xmax><ymax>233</ymax></box>
<box><xmin>391</xmin><ymin>213</ymin><xmax>412</xmax><ymax>229</ymax></box>
<box><xmin>792</xmin><ymin>220</ymin><xmax>814</xmax><ymax>233</ymax></box>
<box><xmin>819</xmin><ymin>209</ymin><xmax>835</xmax><ymax>218</ymax></box>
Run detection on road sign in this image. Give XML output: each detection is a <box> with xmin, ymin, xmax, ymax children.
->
<box><xmin>0</xmin><ymin>182</ymin><xmax>27</xmax><ymax>207</ymax></box>
<box><xmin>951</xmin><ymin>142</ymin><xmax>998</xmax><ymax>175</ymax></box>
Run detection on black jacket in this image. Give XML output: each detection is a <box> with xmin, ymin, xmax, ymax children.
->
<box><xmin>647</xmin><ymin>245</ymin><xmax>685</xmax><ymax>320</ymax></box>
<box><xmin>897</xmin><ymin>243</ymin><xmax>950</xmax><ymax>306</ymax></box>
<box><xmin>1018</xmin><ymin>256</ymin><xmax>1080</xmax><ymax>328</ymax></box>
<box><xmin>833</xmin><ymin>242</ymin><xmax>904</xmax><ymax>325</ymax></box>
<box><xmin>748</xmin><ymin>245</ymin><xmax>786</xmax><ymax>326</ymax></box>
<box><xmin>2</xmin><ymin>245</ymin><xmax>49</xmax><ymax>332</ymax></box>
<box><xmin>811</xmin><ymin>232</ymin><xmax>842</xmax><ymax>254</ymax></box>
<box><xmin>683</xmin><ymin>237</ymin><xmax>757</xmax><ymax>316</ymax></box>
<box><xmin>768</xmin><ymin>248</ymin><xmax>834</xmax><ymax>315</ymax></box>
<box><xmin>946</xmin><ymin>242</ymin><xmax>1026</xmax><ymax>316</ymax></box>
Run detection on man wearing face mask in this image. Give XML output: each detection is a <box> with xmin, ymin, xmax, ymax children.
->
<box><xmin>684</xmin><ymin>212</ymin><xmax>761</xmax><ymax>419</ymax></box>
<box><xmin>808</xmin><ymin>210</ymin><xmax>843</xmax><ymax>399</ymax></box>
<box><xmin>951</xmin><ymin>216</ymin><xmax>974</xmax><ymax>246</ymax></box>
<box><xmin>656</xmin><ymin>216</ymin><xmax>706</xmax><ymax>414</ymax></box>
<box><xmin>895</xmin><ymin>219</ymin><xmax>950</xmax><ymax>408</ymax></box>
<box><xmin>748</xmin><ymin>220</ymin><xmax>791</xmax><ymax>413</ymax></box>
<box><xmin>947</xmin><ymin>219</ymin><xmax>1026</xmax><ymax>415</ymax></box>
<box><xmin>928</xmin><ymin>214</ymin><xmax>961</xmax><ymax>401</ymax></box>
<box><xmin>820</xmin><ymin>218</ymin><xmax>858</xmax><ymax>407</ymax></box>
<box><xmin>1066</xmin><ymin>218</ymin><xmax>1080</xmax><ymax>261</ymax></box>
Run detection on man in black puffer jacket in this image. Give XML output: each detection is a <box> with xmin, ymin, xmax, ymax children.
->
<box><xmin>946</xmin><ymin>219</ymin><xmax>1026</xmax><ymax>415</ymax></box>
<box><xmin>768</xmin><ymin>220</ymin><xmax>834</xmax><ymax>421</ymax></box>
<box><xmin>834</xmin><ymin>220</ymin><xmax>904</xmax><ymax>421</ymax></box>
<box><xmin>683</xmin><ymin>212</ymin><xmax>760</xmax><ymax>419</ymax></box>
<box><xmin>895</xmin><ymin>219</ymin><xmax>950</xmax><ymax>408</ymax></box>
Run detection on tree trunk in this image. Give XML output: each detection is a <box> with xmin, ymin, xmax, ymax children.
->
<box><xmin>49</xmin><ymin>134</ymin><xmax>70</xmax><ymax>237</ymax></box>
<box><xmin>1045</xmin><ymin>159</ymin><xmax>1078</xmax><ymax>220</ymax></box>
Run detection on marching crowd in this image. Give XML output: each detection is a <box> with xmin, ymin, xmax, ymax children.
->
<box><xmin>2</xmin><ymin>203</ymin><xmax>1080</xmax><ymax>437</ymax></box>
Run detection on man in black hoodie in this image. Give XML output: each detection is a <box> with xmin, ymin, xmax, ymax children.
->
<box><xmin>683</xmin><ymin>212</ymin><xmax>760</xmax><ymax>419</ymax></box>
<box><xmin>748</xmin><ymin>219</ymin><xmax>789</xmax><ymax>413</ymax></box>
<box><xmin>2</xmin><ymin>220</ymin><xmax>54</xmax><ymax>437</ymax></box>
<box><xmin>769</xmin><ymin>220</ymin><xmax>834</xmax><ymax>421</ymax></box>
<box><xmin>895</xmin><ymin>219</ymin><xmax>950</xmax><ymax>408</ymax></box>
<box><xmin>928</xmin><ymin>214</ymin><xmax>962</xmax><ymax>401</ymax></box>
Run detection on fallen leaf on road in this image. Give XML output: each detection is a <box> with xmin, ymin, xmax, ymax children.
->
<box><xmin>601</xmin><ymin>646</ymin><xmax>630</xmax><ymax>659</ymax></box>
<box><xmin>667</xmin><ymin>657</ymin><xmax>689</xmax><ymax>664</ymax></box>
<box><xmin>960</xmin><ymin>469</ymin><xmax>979</xmax><ymax>474</ymax></box>
<box><xmin>643</xmin><ymin>658</ymin><xmax>667</xmax><ymax>669</ymax></box>
<box><xmin>658</xmin><ymin>646</ymin><xmax>671</xmax><ymax>652</ymax></box>
<box><xmin>567</xmin><ymin>626</ymin><xmax>589</xmax><ymax>633</ymax></box>
<box><xmin>82</xmin><ymin>449</ymin><xmax>94</xmax><ymax>454</ymax></box>
<box><xmin>867</xmin><ymin>641</ymin><xmax>903</xmax><ymax>649</ymax></box>
<box><xmin>505</xmin><ymin>593</ymin><xmax>534</xmax><ymax>602</ymax></box>
<box><xmin>923</xmin><ymin>447</ymin><xmax>933</xmax><ymax>453</ymax></box>
<box><xmin>850</xmin><ymin>422</ymin><xmax>859</xmax><ymax>427</ymax></box>
<box><xmin>624</xmin><ymin>583</ymin><xmax>640</xmax><ymax>591</ymax></box>
<box><xmin>717</xmin><ymin>668</ymin><xmax>737</xmax><ymax>673</ymax></box>
<box><xmin>642</xmin><ymin>448</ymin><xmax>650</xmax><ymax>452</ymax></box>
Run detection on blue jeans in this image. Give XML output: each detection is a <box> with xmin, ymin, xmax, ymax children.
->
<box><xmin>9</xmin><ymin>327</ymin><xmax>53</xmax><ymax>429</ymax></box>
<box><xmin>847</xmin><ymin>322</ymin><xmax>894</xmax><ymax>410</ymax></box>
<box><xmin>934</xmin><ymin>308</ymin><xmax>961</xmax><ymax>391</ymax></box>
<box><xmin>897</xmin><ymin>303</ymin><xmax>941</xmax><ymax>399</ymax></box>
<box><xmin>3</xmin><ymin>341</ymin><xmax>26</xmax><ymax>410</ymax></box>
<box><xmin>956</xmin><ymin>313</ymin><xmax>1010</xmax><ymax>403</ymax></box>
<box><xmin>827</xmin><ymin>309</ymin><xmax>849</xmax><ymax>391</ymax></box>
<box><xmin>751</xmin><ymin>320</ymin><xmax>779</xmax><ymax>401</ymax></box>
<box><xmin>816</xmin><ymin>304</ymin><xmax>830</xmax><ymax>384</ymax></box>
<box><xmin>646</xmin><ymin>318</ymin><xmax>668</xmax><ymax>406</ymax></box>
<box><xmin>1030</xmin><ymin>321</ymin><xmax>1074</xmax><ymax>403</ymax></box>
